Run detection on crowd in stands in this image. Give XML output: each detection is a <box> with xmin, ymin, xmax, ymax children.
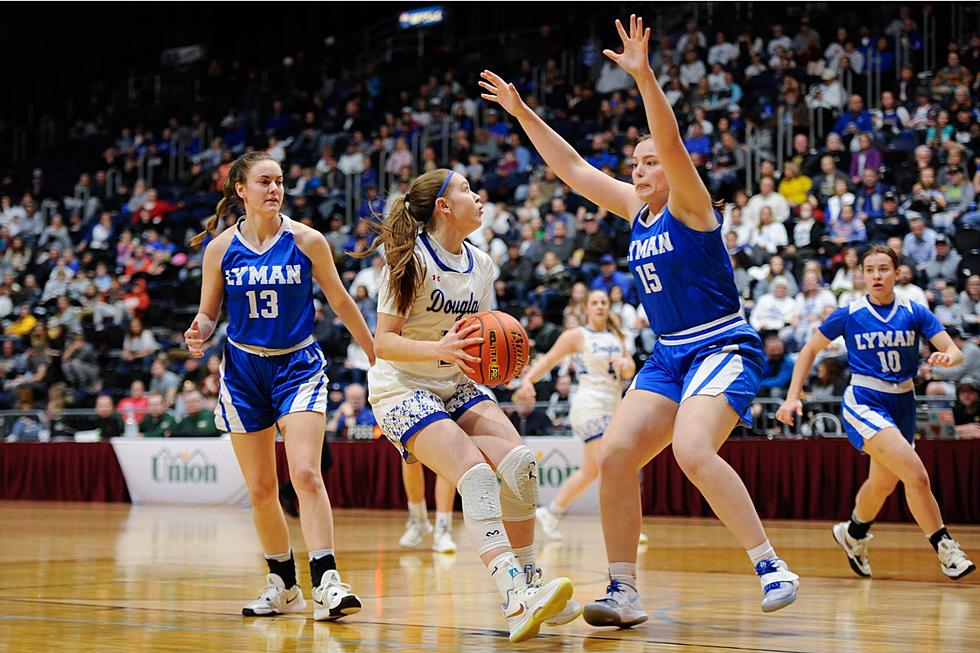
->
<box><xmin>3</xmin><ymin>5</ymin><xmax>980</xmax><ymax>440</ymax></box>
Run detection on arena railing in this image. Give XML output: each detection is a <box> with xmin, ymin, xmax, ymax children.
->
<box><xmin>0</xmin><ymin>396</ymin><xmax>959</xmax><ymax>442</ymax></box>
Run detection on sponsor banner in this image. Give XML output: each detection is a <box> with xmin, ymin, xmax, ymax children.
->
<box><xmin>111</xmin><ymin>438</ymin><xmax>249</xmax><ymax>506</ymax></box>
<box><xmin>524</xmin><ymin>437</ymin><xmax>597</xmax><ymax>515</ymax></box>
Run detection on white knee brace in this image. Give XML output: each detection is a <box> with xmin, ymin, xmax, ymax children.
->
<box><xmin>497</xmin><ymin>445</ymin><xmax>539</xmax><ymax>522</ymax></box>
<box><xmin>457</xmin><ymin>462</ymin><xmax>510</xmax><ymax>555</ymax></box>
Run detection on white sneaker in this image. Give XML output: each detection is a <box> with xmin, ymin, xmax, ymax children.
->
<box><xmin>536</xmin><ymin>506</ymin><xmax>563</xmax><ymax>541</ymax></box>
<box><xmin>431</xmin><ymin>526</ymin><xmax>457</xmax><ymax>554</ymax></box>
<box><xmin>242</xmin><ymin>573</ymin><xmax>307</xmax><ymax>617</ymax></box>
<box><xmin>638</xmin><ymin>532</ymin><xmax>649</xmax><ymax>546</ymax></box>
<box><xmin>937</xmin><ymin>538</ymin><xmax>976</xmax><ymax>579</ymax></box>
<box><xmin>755</xmin><ymin>558</ymin><xmax>799</xmax><ymax>613</ymax></box>
<box><xmin>832</xmin><ymin>522</ymin><xmax>873</xmax><ymax>577</ymax></box>
<box><xmin>313</xmin><ymin>570</ymin><xmax>362</xmax><ymax>621</ymax></box>
<box><xmin>504</xmin><ymin>576</ymin><xmax>574</xmax><ymax>643</ymax></box>
<box><xmin>526</xmin><ymin>567</ymin><xmax>582</xmax><ymax>626</ymax></box>
<box><xmin>583</xmin><ymin>580</ymin><xmax>648</xmax><ymax>628</ymax></box>
<box><xmin>398</xmin><ymin>517</ymin><xmax>432</xmax><ymax>548</ymax></box>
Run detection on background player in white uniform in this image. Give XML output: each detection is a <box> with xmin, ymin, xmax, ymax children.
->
<box><xmin>777</xmin><ymin>245</ymin><xmax>975</xmax><ymax>580</ymax></box>
<box><xmin>360</xmin><ymin>168</ymin><xmax>575</xmax><ymax>643</ymax></box>
<box><xmin>481</xmin><ymin>15</ymin><xmax>799</xmax><ymax>627</ymax></box>
<box><xmin>184</xmin><ymin>152</ymin><xmax>375</xmax><ymax>621</ymax></box>
<box><xmin>515</xmin><ymin>290</ymin><xmax>636</xmax><ymax>540</ymax></box>
<box><xmin>398</xmin><ymin>459</ymin><xmax>457</xmax><ymax>553</ymax></box>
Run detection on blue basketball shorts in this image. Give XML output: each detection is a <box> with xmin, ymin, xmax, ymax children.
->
<box><xmin>628</xmin><ymin>324</ymin><xmax>764</xmax><ymax>427</ymax></box>
<box><xmin>216</xmin><ymin>341</ymin><xmax>329</xmax><ymax>433</ymax></box>
<box><xmin>841</xmin><ymin>385</ymin><xmax>917</xmax><ymax>451</ymax></box>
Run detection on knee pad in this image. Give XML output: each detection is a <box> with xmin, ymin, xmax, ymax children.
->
<box><xmin>457</xmin><ymin>462</ymin><xmax>510</xmax><ymax>555</ymax></box>
<box><xmin>497</xmin><ymin>445</ymin><xmax>538</xmax><ymax>522</ymax></box>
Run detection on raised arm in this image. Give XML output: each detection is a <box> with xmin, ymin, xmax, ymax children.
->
<box><xmin>605</xmin><ymin>15</ymin><xmax>715</xmax><ymax>231</ymax></box>
<box><xmin>479</xmin><ymin>71</ymin><xmax>643</xmax><ymax>222</ymax></box>
<box><xmin>515</xmin><ymin>328</ymin><xmax>585</xmax><ymax>401</ymax></box>
<box><xmin>775</xmin><ymin>330</ymin><xmax>832</xmax><ymax>426</ymax></box>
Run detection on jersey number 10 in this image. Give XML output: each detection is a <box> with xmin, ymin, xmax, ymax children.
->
<box><xmin>876</xmin><ymin>350</ymin><xmax>901</xmax><ymax>373</ymax></box>
<box><xmin>246</xmin><ymin>290</ymin><xmax>279</xmax><ymax>318</ymax></box>
<box><xmin>636</xmin><ymin>262</ymin><xmax>663</xmax><ymax>294</ymax></box>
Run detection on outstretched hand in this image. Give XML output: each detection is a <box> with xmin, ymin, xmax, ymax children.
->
<box><xmin>602</xmin><ymin>14</ymin><xmax>652</xmax><ymax>78</ymax></box>
<box><xmin>478</xmin><ymin>70</ymin><xmax>525</xmax><ymax>117</ymax></box>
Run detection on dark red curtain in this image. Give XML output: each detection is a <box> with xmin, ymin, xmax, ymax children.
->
<box><xmin>3</xmin><ymin>439</ymin><xmax>978</xmax><ymax>523</ymax></box>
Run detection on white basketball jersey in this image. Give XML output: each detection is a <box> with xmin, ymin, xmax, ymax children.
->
<box><xmin>571</xmin><ymin>327</ymin><xmax>627</xmax><ymax>399</ymax></box>
<box><xmin>377</xmin><ymin>232</ymin><xmax>494</xmax><ymax>380</ymax></box>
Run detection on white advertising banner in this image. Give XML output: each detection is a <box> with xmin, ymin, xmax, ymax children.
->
<box><xmin>525</xmin><ymin>436</ymin><xmax>597</xmax><ymax>515</ymax></box>
<box><xmin>111</xmin><ymin>437</ymin><xmax>250</xmax><ymax>506</ymax></box>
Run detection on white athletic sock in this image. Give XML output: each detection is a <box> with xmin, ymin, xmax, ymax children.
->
<box><xmin>548</xmin><ymin>500</ymin><xmax>565</xmax><ymax>517</ymax></box>
<box><xmin>408</xmin><ymin>501</ymin><xmax>428</xmax><ymax>523</ymax></box>
<box><xmin>608</xmin><ymin>562</ymin><xmax>637</xmax><ymax>588</ymax></box>
<box><xmin>747</xmin><ymin>540</ymin><xmax>776</xmax><ymax>566</ymax></box>
<box><xmin>489</xmin><ymin>552</ymin><xmax>524</xmax><ymax>600</ymax></box>
<box><xmin>435</xmin><ymin>511</ymin><xmax>453</xmax><ymax>531</ymax></box>
<box><xmin>308</xmin><ymin>548</ymin><xmax>334</xmax><ymax>561</ymax></box>
<box><xmin>513</xmin><ymin>544</ymin><xmax>535</xmax><ymax>576</ymax></box>
<box><xmin>265</xmin><ymin>549</ymin><xmax>292</xmax><ymax>563</ymax></box>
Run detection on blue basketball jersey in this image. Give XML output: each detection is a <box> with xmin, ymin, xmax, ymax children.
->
<box><xmin>221</xmin><ymin>216</ymin><xmax>314</xmax><ymax>349</ymax></box>
<box><xmin>818</xmin><ymin>295</ymin><xmax>943</xmax><ymax>383</ymax></box>
<box><xmin>627</xmin><ymin>205</ymin><xmax>741</xmax><ymax>335</ymax></box>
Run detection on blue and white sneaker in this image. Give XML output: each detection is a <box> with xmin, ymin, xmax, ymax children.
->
<box><xmin>755</xmin><ymin>558</ymin><xmax>799</xmax><ymax>613</ymax></box>
<box><xmin>583</xmin><ymin>580</ymin><xmax>648</xmax><ymax>628</ymax></box>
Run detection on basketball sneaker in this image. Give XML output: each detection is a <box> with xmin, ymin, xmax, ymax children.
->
<box><xmin>937</xmin><ymin>538</ymin><xmax>976</xmax><ymax>579</ymax></box>
<box><xmin>398</xmin><ymin>517</ymin><xmax>432</xmax><ymax>548</ymax></box>
<box><xmin>313</xmin><ymin>570</ymin><xmax>362</xmax><ymax>621</ymax></box>
<box><xmin>526</xmin><ymin>567</ymin><xmax>582</xmax><ymax>626</ymax></box>
<box><xmin>638</xmin><ymin>532</ymin><xmax>649</xmax><ymax>546</ymax></box>
<box><xmin>536</xmin><ymin>506</ymin><xmax>563</xmax><ymax>541</ymax></box>
<box><xmin>755</xmin><ymin>558</ymin><xmax>799</xmax><ymax>613</ymax></box>
<box><xmin>583</xmin><ymin>580</ymin><xmax>648</xmax><ymax>628</ymax></box>
<box><xmin>431</xmin><ymin>525</ymin><xmax>457</xmax><ymax>554</ymax></box>
<box><xmin>242</xmin><ymin>573</ymin><xmax>307</xmax><ymax>617</ymax></box>
<box><xmin>503</xmin><ymin>576</ymin><xmax>574</xmax><ymax>643</ymax></box>
<box><xmin>832</xmin><ymin>521</ymin><xmax>873</xmax><ymax>577</ymax></box>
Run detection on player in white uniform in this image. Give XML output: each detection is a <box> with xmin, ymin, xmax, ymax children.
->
<box><xmin>360</xmin><ymin>168</ymin><xmax>576</xmax><ymax>642</ymax></box>
<box><xmin>516</xmin><ymin>291</ymin><xmax>637</xmax><ymax>540</ymax></box>
<box><xmin>398</xmin><ymin>459</ymin><xmax>458</xmax><ymax>553</ymax></box>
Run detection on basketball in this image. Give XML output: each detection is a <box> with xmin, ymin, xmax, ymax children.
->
<box><xmin>458</xmin><ymin>310</ymin><xmax>530</xmax><ymax>386</ymax></box>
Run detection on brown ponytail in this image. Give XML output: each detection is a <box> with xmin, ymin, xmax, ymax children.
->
<box><xmin>354</xmin><ymin>169</ymin><xmax>456</xmax><ymax>315</ymax></box>
<box><xmin>190</xmin><ymin>151</ymin><xmax>276</xmax><ymax>247</ymax></box>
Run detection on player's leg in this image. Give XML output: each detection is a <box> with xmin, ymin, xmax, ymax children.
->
<box><xmin>863</xmin><ymin>428</ymin><xmax>976</xmax><ymax>579</ymax></box>
<box><xmin>672</xmin><ymin>394</ymin><xmax>798</xmax><ymax>612</ymax></box>
<box><xmin>399</xmin><ymin>459</ymin><xmax>432</xmax><ymax>548</ymax></box>
<box><xmin>411</xmin><ymin>417</ymin><xmax>572</xmax><ymax>641</ymax></box>
<box><xmin>584</xmin><ymin>390</ymin><xmax>676</xmax><ymax>628</ymax></box>
<box><xmin>231</xmin><ymin>426</ymin><xmax>306</xmax><ymax>617</ymax></box>
<box><xmin>832</xmin><ymin>457</ymin><xmax>899</xmax><ymax>577</ymax></box>
<box><xmin>432</xmin><ymin>473</ymin><xmax>457</xmax><ymax>553</ymax></box>
<box><xmin>278</xmin><ymin>410</ymin><xmax>361</xmax><ymax>620</ymax></box>
<box><xmin>536</xmin><ymin>435</ymin><xmax>602</xmax><ymax>542</ymax></box>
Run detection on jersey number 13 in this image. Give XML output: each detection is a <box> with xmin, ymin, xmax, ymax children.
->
<box><xmin>245</xmin><ymin>290</ymin><xmax>279</xmax><ymax>318</ymax></box>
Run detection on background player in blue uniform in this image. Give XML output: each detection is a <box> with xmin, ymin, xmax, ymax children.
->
<box><xmin>481</xmin><ymin>15</ymin><xmax>799</xmax><ymax>626</ymax></box>
<box><xmin>777</xmin><ymin>245</ymin><xmax>975</xmax><ymax>580</ymax></box>
<box><xmin>184</xmin><ymin>152</ymin><xmax>376</xmax><ymax>620</ymax></box>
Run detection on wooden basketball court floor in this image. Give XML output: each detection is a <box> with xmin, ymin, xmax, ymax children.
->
<box><xmin>0</xmin><ymin>502</ymin><xmax>977</xmax><ymax>652</ymax></box>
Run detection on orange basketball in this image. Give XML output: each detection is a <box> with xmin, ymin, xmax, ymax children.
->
<box><xmin>458</xmin><ymin>310</ymin><xmax>530</xmax><ymax>386</ymax></box>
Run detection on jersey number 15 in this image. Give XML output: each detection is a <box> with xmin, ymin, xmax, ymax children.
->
<box><xmin>636</xmin><ymin>262</ymin><xmax>663</xmax><ymax>294</ymax></box>
<box><xmin>246</xmin><ymin>290</ymin><xmax>279</xmax><ymax>318</ymax></box>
